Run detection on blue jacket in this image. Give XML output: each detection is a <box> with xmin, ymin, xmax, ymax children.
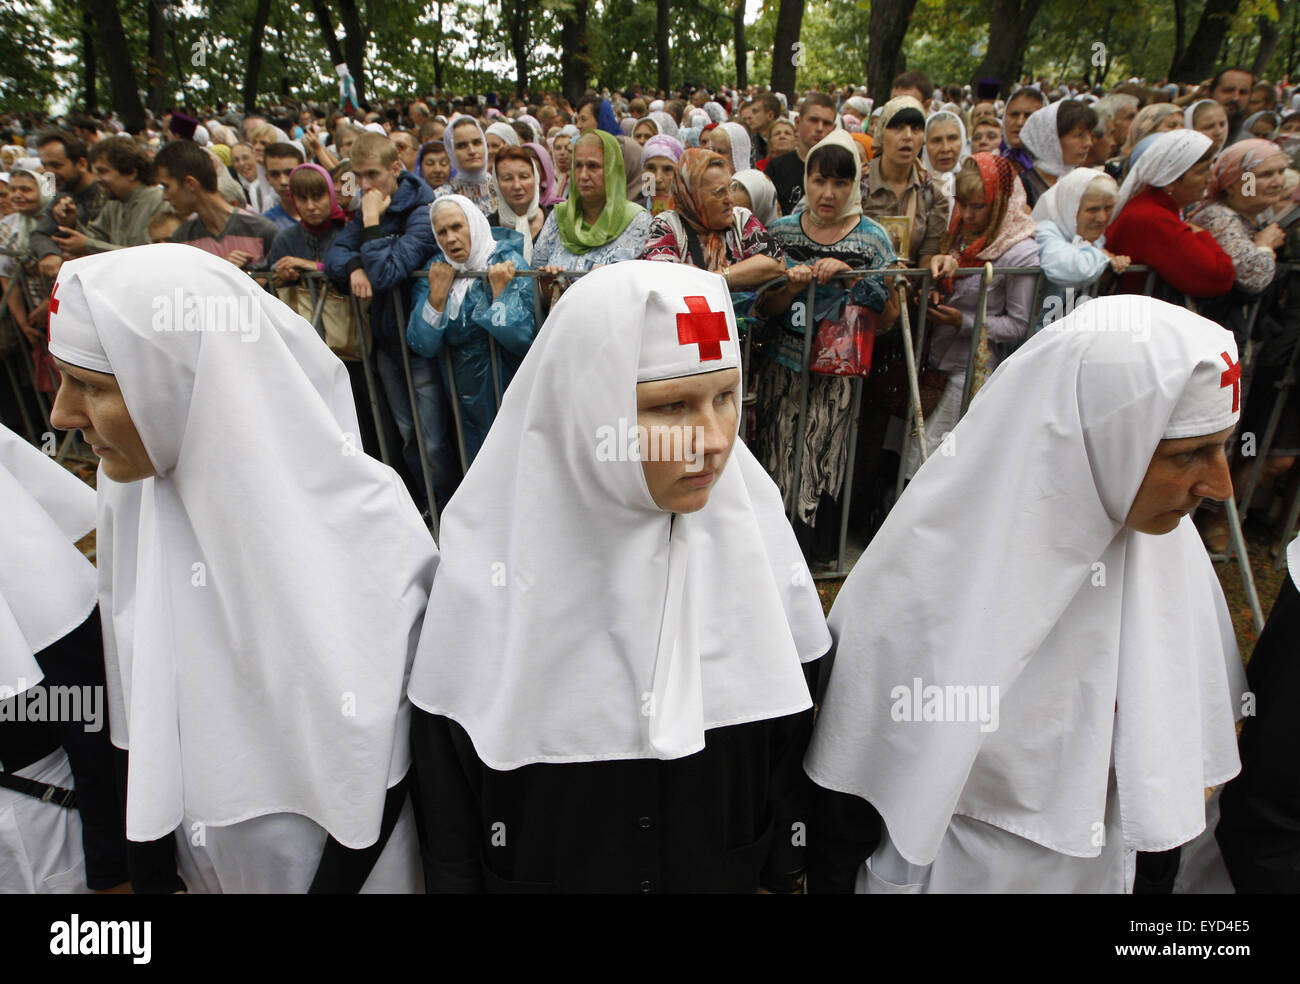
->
<box><xmin>324</xmin><ymin>170</ymin><xmax>436</xmax><ymax>342</ymax></box>
<box><xmin>407</xmin><ymin>227</ymin><xmax>536</xmax><ymax>463</ymax></box>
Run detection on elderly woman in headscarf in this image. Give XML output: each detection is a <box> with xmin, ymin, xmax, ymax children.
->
<box><xmin>703</xmin><ymin>121</ymin><xmax>753</xmax><ymax>174</ymax></box>
<box><xmin>1186</xmin><ymin>98</ymin><xmax>1230</xmax><ymax>154</ymax></box>
<box><xmin>640</xmin><ymin>147</ymin><xmax>785</xmax><ymax>288</ymax></box>
<box><xmin>730</xmin><ymin>168</ymin><xmax>780</xmax><ymax>229</ymax></box>
<box><xmin>1017</xmin><ymin>99</ymin><xmax>1097</xmax><ymax>206</ymax></box>
<box><xmin>433</xmin><ymin>116</ymin><xmax>498</xmax><ymax>217</ymax></box>
<box><xmin>922</xmin><ymin>109</ymin><xmax>968</xmax><ymax>200</ymax></box>
<box><xmin>908</xmin><ymin>153</ymin><xmax>1041</xmax><ymax>479</ymax></box>
<box><xmin>549</xmin><ymin>124</ymin><xmax>579</xmax><ymax>200</ymax></box>
<box><xmin>702</xmin><ymin>101</ymin><xmax>727</xmax><ymax>125</ymax></box>
<box><xmin>1033</xmin><ymin>168</ymin><xmax>1130</xmax><ymax>323</ymax></box>
<box><xmin>862</xmin><ymin>96</ymin><xmax>949</xmax><ymax>269</ymax></box>
<box><xmin>488</xmin><ymin>145</ymin><xmax>553</xmax><ymax>259</ymax></box>
<box><xmin>1105</xmin><ymin>129</ymin><xmax>1234</xmax><ymax>301</ymax></box>
<box><xmin>640</xmin><ymin>134</ymin><xmax>684</xmax><ymax>213</ymax></box>
<box><xmin>408</xmin><ymin>194</ymin><xmax>537</xmax><ymax>465</ymax></box>
<box><xmin>532</xmin><ymin>130</ymin><xmax>652</xmax><ymax>301</ymax></box>
<box><xmin>0</xmin><ymin>167</ymin><xmax>58</xmax><ymax>387</ymax></box>
<box><xmin>752</xmin><ymin>130</ymin><xmax>899</xmax><ymax>567</ymax></box>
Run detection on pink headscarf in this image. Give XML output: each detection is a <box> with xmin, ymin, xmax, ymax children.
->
<box><xmin>288</xmin><ymin>162</ymin><xmax>347</xmax><ymax>234</ymax></box>
<box><xmin>524</xmin><ymin>141</ymin><xmax>563</xmax><ymax>206</ymax></box>
<box><xmin>1205</xmin><ymin>138</ymin><xmax>1288</xmax><ymax>199</ymax></box>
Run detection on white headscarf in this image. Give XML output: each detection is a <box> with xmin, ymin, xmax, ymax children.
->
<box><xmin>717</xmin><ymin>121</ymin><xmax>751</xmax><ymax>174</ymax></box>
<box><xmin>485</xmin><ymin>121</ymin><xmax>521</xmax><ymax>148</ymax></box>
<box><xmin>702</xmin><ymin>101</ymin><xmax>726</xmax><ymax>124</ymax></box>
<box><xmin>46</xmin><ymin>244</ymin><xmax>439</xmax><ymax>848</ymax></box>
<box><xmin>731</xmin><ymin>168</ymin><xmax>779</xmax><ymax>228</ymax></box>
<box><xmin>0</xmin><ymin>425</ymin><xmax>97</xmax><ymax>695</ymax></box>
<box><xmin>1031</xmin><ymin>166</ymin><xmax>1117</xmax><ymax>241</ymax></box>
<box><xmin>1112</xmin><ymin>128</ymin><xmax>1213</xmax><ymax>221</ymax></box>
<box><xmin>1184</xmin><ymin>98</ymin><xmax>1217</xmax><ymax>129</ymax></box>
<box><xmin>406</xmin><ymin>261</ymin><xmax>829</xmax><ymax>769</ymax></box>
<box><xmin>647</xmin><ymin>111</ymin><xmax>679</xmax><ymax>139</ymax></box>
<box><xmin>921</xmin><ymin>110</ymin><xmax>970</xmax><ymax>198</ymax></box>
<box><xmin>806</xmin><ymin>296</ymin><xmax>1245</xmax><ymax>868</ymax></box>
<box><xmin>803</xmin><ymin>128</ymin><xmax>863</xmax><ymax>227</ymax></box>
<box><xmin>432</xmin><ymin>194</ymin><xmax>499</xmax><ymax>312</ymax></box>
<box><xmin>447</xmin><ymin>117</ymin><xmax>490</xmax><ymax>184</ymax></box>
<box><xmin>1019</xmin><ymin>99</ymin><xmax>1074</xmax><ymax>177</ymax></box>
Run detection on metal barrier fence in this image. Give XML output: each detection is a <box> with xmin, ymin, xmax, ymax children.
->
<box><xmin>1</xmin><ymin>246</ymin><xmax>1290</xmax><ymax>629</ymax></box>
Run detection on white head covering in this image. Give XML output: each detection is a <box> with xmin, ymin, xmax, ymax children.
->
<box><xmin>731</xmin><ymin>168</ymin><xmax>779</xmax><ymax>228</ymax></box>
<box><xmin>447</xmin><ymin>116</ymin><xmax>490</xmax><ymax>183</ymax></box>
<box><xmin>1184</xmin><ymin>98</ymin><xmax>1217</xmax><ymax>129</ymax></box>
<box><xmin>406</xmin><ymin>261</ymin><xmax>829</xmax><ymax>769</ymax></box>
<box><xmin>806</xmin><ymin>296</ymin><xmax>1246</xmax><ymax>868</ymax></box>
<box><xmin>717</xmin><ymin>121</ymin><xmax>751</xmax><ymax>174</ymax></box>
<box><xmin>0</xmin><ymin>425</ymin><xmax>97</xmax><ymax>695</ymax></box>
<box><xmin>1019</xmin><ymin>99</ymin><xmax>1073</xmax><ymax>177</ymax></box>
<box><xmin>485</xmin><ymin>121</ymin><xmax>521</xmax><ymax>148</ymax></box>
<box><xmin>647</xmin><ymin>111</ymin><xmax>679</xmax><ymax>139</ymax></box>
<box><xmin>921</xmin><ymin>110</ymin><xmax>970</xmax><ymax>198</ymax></box>
<box><xmin>702</xmin><ymin>101</ymin><xmax>726</xmax><ymax>124</ymax></box>
<box><xmin>362</xmin><ymin>122</ymin><xmax>387</xmax><ymax>135</ymax></box>
<box><xmin>1112</xmin><ymin>128</ymin><xmax>1213</xmax><ymax>221</ymax></box>
<box><xmin>432</xmin><ymin>194</ymin><xmax>498</xmax><ymax>310</ymax></box>
<box><xmin>649</xmin><ymin>99</ymin><xmax>665</xmax><ymax>112</ymax></box>
<box><xmin>490</xmin><ymin>152</ymin><xmax>544</xmax><ymax>263</ymax></box>
<box><xmin>803</xmin><ymin>128</ymin><xmax>863</xmax><ymax>226</ymax></box>
<box><xmin>1031</xmin><ymin>166</ymin><xmax>1117</xmax><ymax>241</ymax></box>
<box><xmin>46</xmin><ymin>244</ymin><xmax>438</xmax><ymax>848</ymax></box>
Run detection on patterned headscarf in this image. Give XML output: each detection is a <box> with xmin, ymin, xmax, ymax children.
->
<box><xmin>1202</xmin><ymin>137</ymin><xmax>1288</xmax><ymax>199</ymax></box>
<box><xmin>1120</xmin><ymin>103</ymin><xmax>1182</xmax><ymax>157</ymax></box>
<box><xmin>946</xmin><ymin>153</ymin><xmax>1036</xmax><ymax>268</ymax></box>
<box><xmin>672</xmin><ymin>148</ymin><xmax>733</xmax><ymax>272</ymax></box>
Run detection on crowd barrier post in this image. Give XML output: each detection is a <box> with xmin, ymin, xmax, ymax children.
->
<box><xmin>786</xmin><ymin>278</ymin><xmax>818</xmax><ymax>525</ymax></box>
<box><xmin>958</xmin><ymin>263</ymin><xmax>994</xmax><ymax>418</ymax></box>
<box><xmin>347</xmin><ymin>291</ymin><xmax>394</xmax><ymax>469</ymax></box>
<box><xmin>387</xmin><ymin>287</ymin><xmax>443</xmax><ymax>537</ymax></box>
<box><xmin>895</xmin><ymin>276</ymin><xmax>929</xmax><ymax>466</ymax></box>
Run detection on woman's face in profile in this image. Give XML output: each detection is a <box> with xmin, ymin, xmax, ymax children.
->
<box><xmin>1125</xmin><ymin>426</ymin><xmax>1234</xmax><ymax>535</ymax></box>
<box><xmin>50</xmin><ymin>360</ymin><xmax>157</xmax><ymax>483</ymax></box>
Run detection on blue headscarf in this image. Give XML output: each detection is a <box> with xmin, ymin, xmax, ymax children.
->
<box><xmin>597</xmin><ymin>99</ymin><xmax>622</xmax><ymax>137</ymax></box>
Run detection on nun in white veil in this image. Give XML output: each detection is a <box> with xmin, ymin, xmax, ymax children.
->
<box><xmin>806</xmin><ymin>295</ymin><xmax>1247</xmax><ymax>893</ymax></box>
<box><xmin>406</xmin><ymin>261</ymin><xmax>830</xmax><ymax>892</ymax></box>
<box><xmin>47</xmin><ymin>243</ymin><xmax>438</xmax><ymax>893</ymax></box>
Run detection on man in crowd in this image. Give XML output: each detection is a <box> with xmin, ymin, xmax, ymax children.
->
<box><xmin>891</xmin><ymin>70</ymin><xmax>934</xmax><ymax>106</ymax></box>
<box><xmin>48</xmin><ymin>136</ymin><xmax>169</xmax><ymax>256</ymax></box>
<box><xmin>262</xmin><ymin>142</ymin><xmax>307</xmax><ymax>230</ymax></box>
<box><xmin>767</xmin><ymin>92</ymin><xmax>837</xmax><ymax>214</ymax></box>
<box><xmin>1210</xmin><ymin>67</ymin><xmax>1255</xmax><ymax>146</ymax></box>
<box><xmin>31</xmin><ymin>131</ymin><xmax>106</xmax><ymax>280</ymax></box>
<box><xmin>156</xmin><ymin>138</ymin><xmax>279</xmax><ymax>269</ymax></box>
<box><xmin>741</xmin><ymin>92</ymin><xmax>782</xmax><ymax>164</ymax></box>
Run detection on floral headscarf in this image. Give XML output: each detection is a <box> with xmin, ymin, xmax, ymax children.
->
<box><xmin>672</xmin><ymin>148</ymin><xmax>733</xmax><ymax>272</ymax></box>
<box><xmin>945</xmin><ymin>152</ymin><xmax>1036</xmax><ymax>268</ymax></box>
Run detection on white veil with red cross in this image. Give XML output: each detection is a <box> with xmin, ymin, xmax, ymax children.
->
<box><xmin>806</xmin><ymin>295</ymin><xmax>1247</xmax><ymax>867</ymax></box>
<box><xmin>406</xmin><ymin>260</ymin><xmax>829</xmax><ymax>769</ymax></box>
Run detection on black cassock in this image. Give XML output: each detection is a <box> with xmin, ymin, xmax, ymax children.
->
<box><xmin>409</xmin><ymin>704</ymin><xmax>813</xmax><ymax>894</ymax></box>
<box><xmin>1216</xmin><ymin>573</ymin><xmax>1300</xmax><ymax>892</ymax></box>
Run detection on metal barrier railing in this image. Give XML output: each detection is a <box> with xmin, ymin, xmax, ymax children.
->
<box><xmin>0</xmin><ymin>245</ymin><xmax>1288</xmax><ymax>625</ymax></box>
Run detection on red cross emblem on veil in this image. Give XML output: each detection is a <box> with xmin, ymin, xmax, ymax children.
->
<box><xmin>676</xmin><ymin>295</ymin><xmax>729</xmax><ymax>361</ymax></box>
<box><xmin>49</xmin><ymin>282</ymin><xmax>59</xmax><ymax>315</ymax></box>
<box><xmin>1219</xmin><ymin>351</ymin><xmax>1241</xmax><ymax>412</ymax></box>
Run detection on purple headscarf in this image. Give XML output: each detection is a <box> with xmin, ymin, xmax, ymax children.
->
<box><xmin>524</xmin><ymin>141</ymin><xmax>563</xmax><ymax>206</ymax></box>
<box><xmin>642</xmin><ymin>134</ymin><xmax>684</xmax><ymax>165</ymax></box>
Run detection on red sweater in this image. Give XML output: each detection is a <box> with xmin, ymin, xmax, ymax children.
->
<box><xmin>1105</xmin><ymin>186</ymin><xmax>1235</xmax><ymax>298</ymax></box>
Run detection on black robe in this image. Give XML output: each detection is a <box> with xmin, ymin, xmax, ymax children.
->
<box><xmin>1216</xmin><ymin>572</ymin><xmax>1300</xmax><ymax>892</ymax></box>
<box><xmin>409</xmin><ymin>704</ymin><xmax>814</xmax><ymax>893</ymax></box>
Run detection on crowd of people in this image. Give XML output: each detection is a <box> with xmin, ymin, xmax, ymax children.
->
<box><xmin>3</xmin><ymin>62</ymin><xmax>1300</xmax><ymax>897</ymax></box>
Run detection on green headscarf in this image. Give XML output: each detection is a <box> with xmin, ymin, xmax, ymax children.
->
<box><xmin>555</xmin><ymin>130</ymin><xmax>645</xmax><ymax>254</ymax></box>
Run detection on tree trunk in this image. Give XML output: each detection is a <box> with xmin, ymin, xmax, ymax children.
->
<box><xmin>432</xmin><ymin>1</ymin><xmax>444</xmax><ymax>90</ymax></box>
<box><xmin>734</xmin><ymin>0</ymin><xmax>747</xmax><ymax>90</ymax></box>
<box><xmin>506</xmin><ymin>0</ymin><xmax>531</xmax><ymax>96</ymax></box>
<box><xmin>867</xmin><ymin>0</ymin><xmax>919</xmax><ymax>104</ymax></box>
<box><xmin>560</xmin><ymin>0</ymin><xmax>592</xmax><ymax>103</ymax></box>
<box><xmin>338</xmin><ymin>0</ymin><xmax>368</xmax><ymax>108</ymax></box>
<box><xmin>1254</xmin><ymin>10</ymin><xmax>1283</xmax><ymax>76</ymax></box>
<box><xmin>146</xmin><ymin>0</ymin><xmax>167</xmax><ymax>114</ymax></box>
<box><xmin>1170</xmin><ymin>0</ymin><xmax>1243</xmax><ymax>82</ymax></box>
<box><xmin>971</xmin><ymin>0</ymin><xmax>1047</xmax><ymax>96</ymax></box>
<box><xmin>1172</xmin><ymin>0</ymin><xmax>1187</xmax><ymax>71</ymax></box>
<box><xmin>242</xmin><ymin>0</ymin><xmax>272</xmax><ymax>113</ymax></box>
<box><xmin>82</xmin><ymin>7</ymin><xmax>97</xmax><ymax>113</ymax></box>
<box><xmin>656</xmin><ymin>0</ymin><xmax>671</xmax><ymax>92</ymax></box>
<box><xmin>84</xmin><ymin>0</ymin><xmax>146</xmax><ymax>131</ymax></box>
<box><xmin>310</xmin><ymin>0</ymin><xmax>345</xmax><ymax>66</ymax></box>
<box><xmin>769</xmin><ymin>0</ymin><xmax>805</xmax><ymax>103</ymax></box>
